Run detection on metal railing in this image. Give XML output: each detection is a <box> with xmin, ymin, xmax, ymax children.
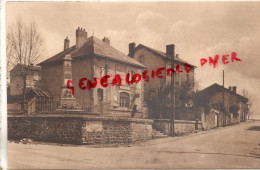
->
<box><xmin>28</xmin><ymin>97</ymin><xmax>111</xmax><ymax>115</ymax></box>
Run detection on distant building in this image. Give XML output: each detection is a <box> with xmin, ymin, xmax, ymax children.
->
<box><xmin>8</xmin><ymin>64</ymin><xmax>53</xmax><ymax>114</ymax></box>
<box><xmin>38</xmin><ymin>28</ymin><xmax>146</xmax><ymax>117</ymax></box>
<box><xmin>194</xmin><ymin>83</ymin><xmax>248</xmax><ymax>130</ymax></box>
<box><xmin>9</xmin><ymin>64</ymin><xmax>41</xmax><ymax>96</ymax></box>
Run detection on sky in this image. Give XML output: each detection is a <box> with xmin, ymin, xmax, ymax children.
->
<box><xmin>6</xmin><ymin>1</ymin><xmax>260</xmax><ymax>119</ymax></box>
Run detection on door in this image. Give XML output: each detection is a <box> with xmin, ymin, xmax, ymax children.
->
<box><xmin>215</xmin><ymin>113</ymin><xmax>218</xmax><ymax>127</ymax></box>
<box><xmin>215</xmin><ymin>113</ymin><xmax>219</xmax><ymax>127</ymax></box>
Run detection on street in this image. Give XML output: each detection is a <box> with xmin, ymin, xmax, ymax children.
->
<box><xmin>8</xmin><ymin>120</ymin><xmax>260</xmax><ymax>169</ymax></box>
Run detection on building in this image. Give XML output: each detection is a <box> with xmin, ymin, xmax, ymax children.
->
<box><xmin>38</xmin><ymin>27</ymin><xmax>146</xmax><ymax>117</ymax></box>
<box><xmin>9</xmin><ymin>64</ymin><xmax>41</xmax><ymax>96</ymax></box>
<box><xmin>194</xmin><ymin>83</ymin><xmax>248</xmax><ymax>130</ymax></box>
<box><xmin>128</xmin><ymin>43</ymin><xmax>196</xmax><ymax>118</ymax></box>
<box><xmin>8</xmin><ymin>64</ymin><xmax>47</xmax><ymax>114</ymax></box>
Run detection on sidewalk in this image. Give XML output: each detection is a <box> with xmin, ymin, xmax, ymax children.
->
<box><xmin>131</xmin><ymin>120</ymin><xmax>256</xmax><ymax>147</ymax></box>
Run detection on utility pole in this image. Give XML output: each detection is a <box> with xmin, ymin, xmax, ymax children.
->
<box><xmin>170</xmin><ymin>45</ymin><xmax>175</xmax><ymax>137</ymax></box>
<box><xmin>222</xmin><ymin>70</ymin><xmax>225</xmax><ymax>127</ymax></box>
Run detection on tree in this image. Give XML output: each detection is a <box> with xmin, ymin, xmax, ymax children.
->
<box><xmin>148</xmin><ymin>78</ymin><xmax>199</xmax><ymax>119</ymax></box>
<box><xmin>242</xmin><ymin>89</ymin><xmax>254</xmax><ymax>120</ymax></box>
<box><xmin>7</xmin><ymin>18</ymin><xmax>45</xmax><ymax>111</ymax></box>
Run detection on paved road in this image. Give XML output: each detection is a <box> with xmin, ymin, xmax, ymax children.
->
<box><xmin>8</xmin><ymin>120</ymin><xmax>260</xmax><ymax>169</ymax></box>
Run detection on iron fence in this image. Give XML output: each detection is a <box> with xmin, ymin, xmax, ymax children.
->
<box><xmin>28</xmin><ymin>97</ymin><xmax>111</xmax><ymax>115</ymax></box>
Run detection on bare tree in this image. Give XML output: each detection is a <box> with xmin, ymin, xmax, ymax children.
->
<box><xmin>148</xmin><ymin>78</ymin><xmax>199</xmax><ymax>119</ymax></box>
<box><xmin>7</xmin><ymin>18</ymin><xmax>45</xmax><ymax>111</ymax></box>
<box><xmin>242</xmin><ymin>89</ymin><xmax>254</xmax><ymax>120</ymax></box>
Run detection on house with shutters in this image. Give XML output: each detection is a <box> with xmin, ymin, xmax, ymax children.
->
<box><xmin>38</xmin><ymin>27</ymin><xmax>146</xmax><ymax>117</ymax></box>
<box><xmin>194</xmin><ymin>83</ymin><xmax>248</xmax><ymax>130</ymax></box>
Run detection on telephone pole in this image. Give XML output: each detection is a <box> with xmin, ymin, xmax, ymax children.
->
<box><xmin>222</xmin><ymin>70</ymin><xmax>225</xmax><ymax>127</ymax></box>
<box><xmin>170</xmin><ymin>45</ymin><xmax>175</xmax><ymax>137</ymax></box>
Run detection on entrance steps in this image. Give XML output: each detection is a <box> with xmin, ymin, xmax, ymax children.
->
<box><xmin>152</xmin><ymin>129</ymin><xmax>168</xmax><ymax>139</ymax></box>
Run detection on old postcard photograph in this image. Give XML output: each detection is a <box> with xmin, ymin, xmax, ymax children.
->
<box><xmin>1</xmin><ymin>1</ymin><xmax>260</xmax><ymax>169</ymax></box>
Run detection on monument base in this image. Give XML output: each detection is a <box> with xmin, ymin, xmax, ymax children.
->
<box><xmin>55</xmin><ymin>97</ymin><xmax>84</xmax><ymax>113</ymax></box>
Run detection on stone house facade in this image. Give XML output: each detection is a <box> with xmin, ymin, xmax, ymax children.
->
<box><xmin>128</xmin><ymin>43</ymin><xmax>196</xmax><ymax>118</ymax></box>
<box><xmin>38</xmin><ymin>28</ymin><xmax>146</xmax><ymax>117</ymax></box>
<box><xmin>8</xmin><ymin>64</ymin><xmax>56</xmax><ymax>114</ymax></box>
<box><xmin>194</xmin><ymin>83</ymin><xmax>248</xmax><ymax>130</ymax></box>
<box><xmin>9</xmin><ymin>64</ymin><xmax>41</xmax><ymax>96</ymax></box>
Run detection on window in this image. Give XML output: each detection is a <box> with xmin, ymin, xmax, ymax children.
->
<box><xmin>97</xmin><ymin>88</ymin><xmax>103</xmax><ymax>102</ymax></box>
<box><xmin>120</xmin><ymin>92</ymin><xmax>130</xmax><ymax>108</ymax></box>
<box><xmin>33</xmin><ymin>73</ymin><xmax>39</xmax><ymax>81</ymax></box>
<box><xmin>186</xmin><ymin>73</ymin><xmax>189</xmax><ymax>82</ymax></box>
<box><xmin>139</xmin><ymin>55</ymin><xmax>144</xmax><ymax>64</ymax></box>
<box><xmin>127</xmin><ymin>71</ymin><xmax>134</xmax><ymax>85</ymax></box>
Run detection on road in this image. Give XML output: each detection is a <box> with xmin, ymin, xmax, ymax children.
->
<box><xmin>8</xmin><ymin>120</ymin><xmax>260</xmax><ymax>169</ymax></box>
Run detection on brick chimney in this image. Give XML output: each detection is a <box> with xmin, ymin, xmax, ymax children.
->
<box><xmin>76</xmin><ymin>27</ymin><xmax>88</xmax><ymax>48</ymax></box>
<box><xmin>233</xmin><ymin>86</ymin><xmax>237</xmax><ymax>93</ymax></box>
<box><xmin>128</xmin><ymin>42</ymin><xmax>136</xmax><ymax>58</ymax></box>
<box><xmin>166</xmin><ymin>44</ymin><xmax>175</xmax><ymax>57</ymax></box>
<box><xmin>64</xmin><ymin>37</ymin><xmax>70</xmax><ymax>51</ymax></box>
<box><xmin>102</xmin><ymin>37</ymin><xmax>110</xmax><ymax>45</ymax></box>
<box><xmin>228</xmin><ymin>86</ymin><xmax>232</xmax><ymax>91</ymax></box>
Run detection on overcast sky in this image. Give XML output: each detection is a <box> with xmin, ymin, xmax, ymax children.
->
<box><xmin>6</xmin><ymin>1</ymin><xmax>260</xmax><ymax>118</ymax></box>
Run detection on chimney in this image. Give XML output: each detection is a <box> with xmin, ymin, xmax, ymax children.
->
<box><xmin>76</xmin><ymin>27</ymin><xmax>88</xmax><ymax>48</ymax></box>
<box><xmin>128</xmin><ymin>42</ymin><xmax>136</xmax><ymax>58</ymax></box>
<box><xmin>166</xmin><ymin>44</ymin><xmax>175</xmax><ymax>57</ymax></box>
<box><xmin>102</xmin><ymin>37</ymin><xmax>110</xmax><ymax>45</ymax></box>
<box><xmin>233</xmin><ymin>86</ymin><xmax>237</xmax><ymax>93</ymax></box>
<box><xmin>64</xmin><ymin>37</ymin><xmax>70</xmax><ymax>51</ymax></box>
<box><xmin>228</xmin><ymin>86</ymin><xmax>232</xmax><ymax>91</ymax></box>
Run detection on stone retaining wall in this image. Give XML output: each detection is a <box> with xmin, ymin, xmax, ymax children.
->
<box><xmin>8</xmin><ymin>115</ymin><xmax>153</xmax><ymax>145</ymax></box>
<box><xmin>152</xmin><ymin>119</ymin><xmax>202</xmax><ymax>136</ymax></box>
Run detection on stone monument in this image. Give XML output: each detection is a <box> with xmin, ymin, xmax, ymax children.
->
<box><xmin>55</xmin><ymin>54</ymin><xmax>83</xmax><ymax>113</ymax></box>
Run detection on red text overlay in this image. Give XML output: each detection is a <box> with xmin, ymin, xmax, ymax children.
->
<box><xmin>66</xmin><ymin>63</ymin><xmax>192</xmax><ymax>94</ymax></box>
<box><xmin>200</xmin><ymin>52</ymin><xmax>241</xmax><ymax>68</ymax></box>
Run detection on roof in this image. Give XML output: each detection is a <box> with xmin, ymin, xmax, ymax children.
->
<box><xmin>194</xmin><ymin>83</ymin><xmax>248</xmax><ymax>104</ymax></box>
<box><xmin>38</xmin><ymin>36</ymin><xmax>146</xmax><ymax>68</ymax></box>
<box><xmin>28</xmin><ymin>89</ymin><xmax>53</xmax><ymax>98</ymax></box>
<box><xmin>11</xmin><ymin>64</ymin><xmax>41</xmax><ymax>72</ymax></box>
<box><xmin>38</xmin><ymin>45</ymin><xmax>77</xmax><ymax>65</ymax></box>
<box><xmin>7</xmin><ymin>88</ymin><xmax>52</xmax><ymax>104</ymax></box>
<box><xmin>134</xmin><ymin>44</ymin><xmax>196</xmax><ymax>67</ymax></box>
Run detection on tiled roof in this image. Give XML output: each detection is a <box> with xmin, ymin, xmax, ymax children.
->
<box><xmin>7</xmin><ymin>88</ymin><xmax>53</xmax><ymax>104</ymax></box>
<box><xmin>194</xmin><ymin>83</ymin><xmax>248</xmax><ymax>103</ymax></box>
<box><xmin>38</xmin><ymin>45</ymin><xmax>76</xmax><ymax>65</ymax></box>
<box><xmin>29</xmin><ymin>89</ymin><xmax>53</xmax><ymax>98</ymax></box>
<box><xmin>134</xmin><ymin>44</ymin><xmax>196</xmax><ymax>67</ymax></box>
<box><xmin>38</xmin><ymin>36</ymin><xmax>146</xmax><ymax>68</ymax></box>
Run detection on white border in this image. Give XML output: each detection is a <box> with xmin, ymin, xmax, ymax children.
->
<box><xmin>0</xmin><ymin>0</ymin><xmax>7</xmax><ymax>169</ymax></box>
<box><xmin>1</xmin><ymin>1</ymin><xmax>260</xmax><ymax>170</ymax></box>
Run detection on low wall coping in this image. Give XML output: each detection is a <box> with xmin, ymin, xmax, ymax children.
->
<box><xmin>8</xmin><ymin>114</ymin><xmax>154</xmax><ymax>123</ymax></box>
<box><xmin>153</xmin><ymin>119</ymin><xmax>202</xmax><ymax>124</ymax></box>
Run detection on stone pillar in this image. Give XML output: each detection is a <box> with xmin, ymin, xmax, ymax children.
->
<box><xmin>56</xmin><ymin>54</ymin><xmax>82</xmax><ymax>113</ymax></box>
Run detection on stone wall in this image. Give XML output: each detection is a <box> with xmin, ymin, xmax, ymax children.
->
<box><xmin>8</xmin><ymin>116</ymin><xmax>83</xmax><ymax>144</ymax></box>
<box><xmin>152</xmin><ymin>119</ymin><xmax>202</xmax><ymax>136</ymax></box>
<box><xmin>8</xmin><ymin>115</ymin><xmax>153</xmax><ymax>145</ymax></box>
